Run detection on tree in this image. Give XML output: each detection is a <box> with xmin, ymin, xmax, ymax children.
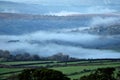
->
<box><xmin>80</xmin><ymin>67</ymin><xmax>116</xmax><ymax>80</ymax></box>
<box><xmin>0</xmin><ymin>50</ymin><xmax>11</xmax><ymax>61</ymax></box>
<box><xmin>117</xmin><ymin>71</ymin><xmax>120</xmax><ymax>80</ymax></box>
<box><xmin>32</xmin><ymin>54</ymin><xmax>41</xmax><ymax>60</ymax></box>
<box><xmin>18</xmin><ymin>68</ymin><xmax>70</xmax><ymax>80</ymax></box>
<box><xmin>49</xmin><ymin>53</ymin><xmax>70</xmax><ymax>62</ymax></box>
<box><xmin>18</xmin><ymin>69</ymin><xmax>35</xmax><ymax>80</ymax></box>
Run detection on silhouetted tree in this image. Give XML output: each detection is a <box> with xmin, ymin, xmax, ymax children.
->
<box><xmin>49</xmin><ymin>53</ymin><xmax>70</xmax><ymax>62</ymax></box>
<box><xmin>18</xmin><ymin>68</ymin><xmax>70</xmax><ymax>80</ymax></box>
<box><xmin>32</xmin><ymin>54</ymin><xmax>41</xmax><ymax>60</ymax></box>
<box><xmin>80</xmin><ymin>67</ymin><xmax>116</xmax><ymax>80</ymax></box>
<box><xmin>117</xmin><ymin>71</ymin><xmax>120</xmax><ymax>80</ymax></box>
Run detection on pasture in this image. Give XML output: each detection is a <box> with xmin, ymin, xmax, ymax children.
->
<box><xmin>0</xmin><ymin>59</ymin><xmax>120</xmax><ymax>80</ymax></box>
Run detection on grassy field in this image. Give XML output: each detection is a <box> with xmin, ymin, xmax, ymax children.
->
<box><xmin>0</xmin><ymin>60</ymin><xmax>120</xmax><ymax>80</ymax></box>
<box><xmin>0</xmin><ymin>68</ymin><xmax>22</xmax><ymax>74</ymax></box>
<box><xmin>0</xmin><ymin>61</ymin><xmax>53</xmax><ymax>65</ymax></box>
<box><xmin>0</xmin><ymin>68</ymin><xmax>23</xmax><ymax>80</ymax></box>
<box><xmin>52</xmin><ymin>63</ymin><xmax>120</xmax><ymax>79</ymax></box>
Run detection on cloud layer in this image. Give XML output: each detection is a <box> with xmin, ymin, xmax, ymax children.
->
<box><xmin>1</xmin><ymin>0</ymin><xmax>120</xmax><ymax>5</ymax></box>
<box><xmin>0</xmin><ymin>0</ymin><xmax>119</xmax><ymax>15</ymax></box>
<box><xmin>0</xmin><ymin>31</ymin><xmax>120</xmax><ymax>58</ymax></box>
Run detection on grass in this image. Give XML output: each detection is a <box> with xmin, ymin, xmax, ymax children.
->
<box><xmin>1</xmin><ymin>61</ymin><xmax>53</xmax><ymax>65</ymax></box>
<box><xmin>0</xmin><ymin>68</ymin><xmax>23</xmax><ymax>80</ymax></box>
<box><xmin>68</xmin><ymin>72</ymin><xmax>90</xmax><ymax>80</ymax></box>
<box><xmin>52</xmin><ymin>62</ymin><xmax>120</xmax><ymax>79</ymax></box>
<box><xmin>52</xmin><ymin>62</ymin><xmax>120</xmax><ymax>73</ymax></box>
<box><xmin>0</xmin><ymin>60</ymin><xmax>120</xmax><ymax>80</ymax></box>
<box><xmin>0</xmin><ymin>68</ymin><xmax>23</xmax><ymax>74</ymax></box>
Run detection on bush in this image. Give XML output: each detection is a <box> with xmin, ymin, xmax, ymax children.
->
<box><xmin>18</xmin><ymin>68</ymin><xmax>70</xmax><ymax>80</ymax></box>
<box><xmin>80</xmin><ymin>67</ymin><xmax>116</xmax><ymax>80</ymax></box>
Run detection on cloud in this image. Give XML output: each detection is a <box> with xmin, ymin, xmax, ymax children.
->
<box><xmin>104</xmin><ymin>0</ymin><xmax>111</xmax><ymax>4</ymax></box>
<box><xmin>0</xmin><ymin>39</ymin><xmax>120</xmax><ymax>58</ymax></box>
<box><xmin>0</xmin><ymin>0</ymin><xmax>119</xmax><ymax>15</ymax></box>
<box><xmin>46</xmin><ymin>11</ymin><xmax>81</xmax><ymax>16</ymax></box>
<box><xmin>46</xmin><ymin>6</ymin><xmax>117</xmax><ymax>16</ymax></box>
<box><xmin>0</xmin><ymin>31</ymin><xmax>120</xmax><ymax>58</ymax></box>
<box><xmin>2</xmin><ymin>9</ymin><xmax>19</xmax><ymax>13</ymax></box>
<box><xmin>1</xmin><ymin>0</ymin><xmax>119</xmax><ymax>5</ymax></box>
<box><xmin>90</xmin><ymin>17</ymin><xmax>120</xmax><ymax>27</ymax></box>
<box><xmin>86</xmin><ymin>6</ymin><xmax>117</xmax><ymax>14</ymax></box>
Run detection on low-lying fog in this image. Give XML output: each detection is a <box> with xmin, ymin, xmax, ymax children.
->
<box><xmin>0</xmin><ymin>31</ymin><xmax>120</xmax><ymax>59</ymax></box>
<box><xmin>0</xmin><ymin>12</ymin><xmax>120</xmax><ymax>58</ymax></box>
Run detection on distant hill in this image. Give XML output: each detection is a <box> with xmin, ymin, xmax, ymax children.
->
<box><xmin>82</xmin><ymin>24</ymin><xmax>120</xmax><ymax>35</ymax></box>
<box><xmin>0</xmin><ymin>13</ymin><xmax>119</xmax><ymax>35</ymax></box>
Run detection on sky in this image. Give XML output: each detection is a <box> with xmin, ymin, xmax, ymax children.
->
<box><xmin>0</xmin><ymin>0</ymin><xmax>120</xmax><ymax>5</ymax></box>
<box><xmin>0</xmin><ymin>0</ymin><xmax>119</xmax><ymax>15</ymax></box>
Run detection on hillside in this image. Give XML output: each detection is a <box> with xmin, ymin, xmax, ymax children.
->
<box><xmin>0</xmin><ymin>13</ymin><xmax>119</xmax><ymax>35</ymax></box>
<box><xmin>82</xmin><ymin>24</ymin><xmax>120</xmax><ymax>35</ymax></box>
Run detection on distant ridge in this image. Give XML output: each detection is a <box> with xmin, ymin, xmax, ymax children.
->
<box><xmin>0</xmin><ymin>12</ymin><xmax>120</xmax><ymax>19</ymax></box>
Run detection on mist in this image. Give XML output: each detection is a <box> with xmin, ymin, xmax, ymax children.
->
<box><xmin>0</xmin><ymin>0</ymin><xmax>119</xmax><ymax>58</ymax></box>
<box><xmin>0</xmin><ymin>30</ymin><xmax>120</xmax><ymax>58</ymax></box>
<box><xmin>90</xmin><ymin>17</ymin><xmax>120</xmax><ymax>27</ymax></box>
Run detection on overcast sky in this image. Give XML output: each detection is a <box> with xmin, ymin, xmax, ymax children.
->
<box><xmin>0</xmin><ymin>0</ymin><xmax>120</xmax><ymax>5</ymax></box>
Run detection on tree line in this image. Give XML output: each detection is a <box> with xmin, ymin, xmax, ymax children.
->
<box><xmin>0</xmin><ymin>50</ymin><xmax>78</xmax><ymax>62</ymax></box>
<box><xmin>1</xmin><ymin>49</ymin><xmax>119</xmax><ymax>62</ymax></box>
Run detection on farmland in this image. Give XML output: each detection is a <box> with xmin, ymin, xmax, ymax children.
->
<box><xmin>0</xmin><ymin>59</ymin><xmax>120</xmax><ymax>80</ymax></box>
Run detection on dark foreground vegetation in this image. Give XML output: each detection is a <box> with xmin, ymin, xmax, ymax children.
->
<box><xmin>5</xmin><ymin>67</ymin><xmax>120</xmax><ymax>80</ymax></box>
<box><xmin>80</xmin><ymin>67</ymin><xmax>120</xmax><ymax>80</ymax></box>
<box><xmin>8</xmin><ymin>68</ymin><xmax>70</xmax><ymax>80</ymax></box>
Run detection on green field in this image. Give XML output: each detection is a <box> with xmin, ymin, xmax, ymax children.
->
<box><xmin>0</xmin><ymin>60</ymin><xmax>120</xmax><ymax>80</ymax></box>
<box><xmin>52</xmin><ymin>63</ymin><xmax>120</xmax><ymax>79</ymax></box>
<box><xmin>0</xmin><ymin>68</ymin><xmax>22</xmax><ymax>74</ymax></box>
<box><xmin>0</xmin><ymin>61</ymin><xmax>53</xmax><ymax>65</ymax></box>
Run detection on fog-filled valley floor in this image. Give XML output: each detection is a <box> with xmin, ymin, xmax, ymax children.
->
<box><xmin>0</xmin><ymin>0</ymin><xmax>120</xmax><ymax>59</ymax></box>
<box><xmin>0</xmin><ymin>13</ymin><xmax>120</xmax><ymax>58</ymax></box>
